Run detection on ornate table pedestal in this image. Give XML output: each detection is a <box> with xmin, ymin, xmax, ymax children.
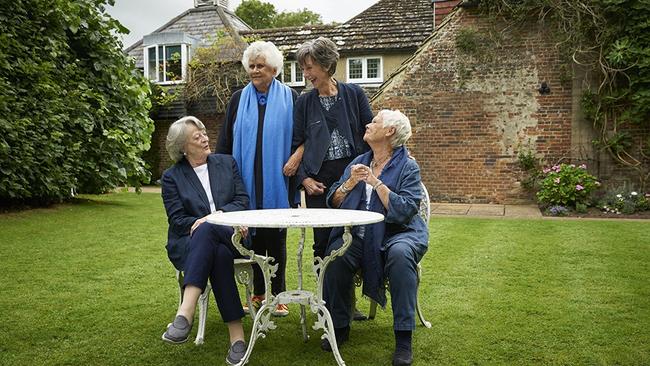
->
<box><xmin>207</xmin><ymin>208</ymin><xmax>384</xmax><ymax>366</ymax></box>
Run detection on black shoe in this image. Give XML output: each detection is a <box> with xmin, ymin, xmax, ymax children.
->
<box><xmin>226</xmin><ymin>340</ymin><xmax>246</xmax><ymax>365</ymax></box>
<box><xmin>392</xmin><ymin>347</ymin><xmax>413</xmax><ymax>366</ymax></box>
<box><xmin>320</xmin><ymin>326</ymin><xmax>350</xmax><ymax>352</ymax></box>
<box><xmin>352</xmin><ymin>308</ymin><xmax>367</xmax><ymax>321</ymax></box>
<box><xmin>161</xmin><ymin>315</ymin><xmax>192</xmax><ymax>344</ymax></box>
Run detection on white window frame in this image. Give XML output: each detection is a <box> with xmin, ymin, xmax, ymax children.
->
<box><xmin>346</xmin><ymin>56</ymin><xmax>383</xmax><ymax>84</ymax></box>
<box><xmin>143</xmin><ymin>44</ymin><xmax>189</xmax><ymax>84</ymax></box>
<box><xmin>281</xmin><ymin>61</ymin><xmax>305</xmax><ymax>87</ymax></box>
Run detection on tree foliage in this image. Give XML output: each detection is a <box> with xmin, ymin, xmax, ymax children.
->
<box><xmin>235</xmin><ymin>0</ymin><xmax>277</xmax><ymax>29</ymax></box>
<box><xmin>0</xmin><ymin>0</ymin><xmax>154</xmax><ymax>205</ymax></box>
<box><xmin>274</xmin><ymin>8</ymin><xmax>323</xmax><ymax>28</ymax></box>
<box><xmin>235</xmin><ymin>0</ymin><xmax>323</xmax><ymax>29</ymax></box>
<box><xmin>479</xmin><ymin>0</ymin><xmax>650</xmax><ymax>188</ymax></box>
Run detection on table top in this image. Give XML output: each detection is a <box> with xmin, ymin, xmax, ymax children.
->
<box><xmin>206</xmin><ymin>208</ymin><xmax>384</xmax><ymax>228</ymax></box>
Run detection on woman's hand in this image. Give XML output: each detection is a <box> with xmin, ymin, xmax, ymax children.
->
<box><xmin>283</xmin><ymin>155</ymin><xmax>300</xmax><ymax>176</ymax></box>
<box><xmin>190</xmin><ymin>217</ymin><xmax>207</xmax><ymax>236</ymax></box>
<box><xmin>239</xmin><ymin>226</ymin><xmax>249</xmax><ymax>238</ymax></box>
<box><xmin>302</xmin><ymin>177</ymin><xmax>327</xmax><ymax>196</ymax></box>
<box><xmin>349</xmin><ymin>164</ymin><xmax>370</xmax><ymax>186</ymax></box>
<box><xmin>283</xmin><ymin>145</ymin><xmax>304</xmax><ymax>176</ymax></box>
<box><xmin>190</xmin><ymin>211</ymin><xmax>222</xmax><ymax>236</ymax></box>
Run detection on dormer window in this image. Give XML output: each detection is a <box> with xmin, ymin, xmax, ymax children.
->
<box><xmin>144</xmin><ymin>44</ymin><xmax>189</xmax><ymax>84</ymax></box>
<box><xmin>142</xmin><ymin>32</ymin><xmax>198</xmax><ymax>84</ymax></box>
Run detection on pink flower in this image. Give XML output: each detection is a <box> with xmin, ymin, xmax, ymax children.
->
<box><xmin>543</xmin><ymin>168</ymin><xmax>550</xmax><ymax>174</ymax></box>
<box><xmin>554</xmin><ymin>178</ymin><xmax>561</xmax><ymax>184</ymax></box>
<box><xmin>579</xmin><ymin>164</ymin><xmax>587</xmax><ymax>169</ymax></box>
<box><xmin>576</xmin><ymin>184</ymin><xmax>584</xmax><ymax>191</ymax></box>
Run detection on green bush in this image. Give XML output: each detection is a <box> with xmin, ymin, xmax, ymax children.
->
<box><xmin>0</xmin><ymin>0</ymin><xmax>153</xmax><ymax>204</ymax></box>
<box><xmin>536</xmin><ymin>164</ymin><xmax>599</xmax><ymax>208</ymax></box>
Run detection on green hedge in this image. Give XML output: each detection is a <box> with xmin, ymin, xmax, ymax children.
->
<box><xmin>0</xmin><ymin>0</ymin><xmax>154</xmax><ymax>204</ymax></box>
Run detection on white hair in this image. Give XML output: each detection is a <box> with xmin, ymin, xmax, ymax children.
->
<box><xmin>378</xmin><ymin>109</ymin><xmax>412</xmax><ymax>147</ymax></box>
<box><xmin>241</xmin><ymin>41</ymin><xmax>284</xmax><ymax>77</ymax></box>
<box><xmin>165</xmin><ymin>116</ymin><xmax>206</xmax><ymax>162</ymax></box>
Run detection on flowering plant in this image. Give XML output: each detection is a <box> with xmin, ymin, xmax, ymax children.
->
<box><xmin>597</xmin><ymin>188</ymin><xmax>649</xmax><ymax>214</ymax></box>
<box><xmin>546</xmin><ymin>205</ymin><xmax>569</xmax><ymax>216</ymax></box>
<box><xmin>536</xmin><ymin>163</ymin><xmax>599</xmax><ymax>207</ymax></box>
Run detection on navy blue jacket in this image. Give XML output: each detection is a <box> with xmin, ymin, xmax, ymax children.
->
<box><xmin>292</xmin><ymin>82</ymin><xmax>373</xmax><ymax>187</ymax></box>
<box><xmin>161</xmin><ymin>154</ymin><xmax>249</xmax><ymax>270</ymax></box>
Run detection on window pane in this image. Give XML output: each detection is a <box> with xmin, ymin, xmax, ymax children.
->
<box><xmin>348</xmin><ymin>59</ymin><xmax>362</xmax><ymax>79</ymax></box>
<box><xmin>147</xmin><ymin>47</ymin><xmax>157</xmax><ymax>81</ymax></box>
<box><xmin>295</xmin><ymin>63</ymin><xmax>303</xmax><ymax>82</ymax></box>
<box><xmin>158</xmin><ymin>46</ymin><xmax>164</xmax><ymax>81</ymax></box>
<box><xmin>165</xmin><ymin>45</ymin><xmax>182</xmax><ymax>82</ymax></box>
<box><xmin>283</xmin><ymin>62</ymin><xmax>292</xmax><ymax>82</ymax></box>
<box><xmin>367</xmin><ymin>58</ymin><xmax>380</xmax><ymax>79</ymax></box>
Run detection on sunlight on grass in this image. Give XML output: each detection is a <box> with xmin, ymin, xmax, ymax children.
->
<box><xmin>0</xmin><ymin>192</ymin><xmax>648</xmax><ymax>365</ymax></box>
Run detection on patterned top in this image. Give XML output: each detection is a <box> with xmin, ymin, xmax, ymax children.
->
<box><xmin>325</xmin><ymin>129</ymin><xmax>353</xmax><ymax>161</ymax></box>
<box><xmin>320</xmin><ymin>95</ymin><xmax>353</xmax><ymax>161</ymax></box>
<box><xmin>319</xmin><ymin>95</ymin><xmax>337</xmax><ymax>112</ymax></box>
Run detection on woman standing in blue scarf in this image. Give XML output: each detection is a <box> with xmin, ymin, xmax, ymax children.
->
<box><xmin>321</xmin><ymin>110</ymin><xmax>429</xmax><ymax>366</ymax></box>
<box><xmin>216</xmin><ymin>41</ymin><xmax>300</xmax><ymax>317</ymax></box>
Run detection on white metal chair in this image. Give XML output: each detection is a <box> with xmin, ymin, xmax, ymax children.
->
<box><xmin>174</xmin><ymin>257</ymin><xmax>258</xmax><ymax>345</ymax></box>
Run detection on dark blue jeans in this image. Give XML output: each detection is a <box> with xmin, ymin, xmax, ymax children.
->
<box><xmin>183</xmin><ymin>223</ymin><xmax>245</xmax><ymax>323</ymax></box>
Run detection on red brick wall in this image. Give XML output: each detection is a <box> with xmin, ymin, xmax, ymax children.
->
<box><xmin>373</xmin><ymin>9</ymin><xmax>573</xmax><ymax>203</ymax></box>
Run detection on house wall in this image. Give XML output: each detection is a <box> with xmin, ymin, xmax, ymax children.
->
<box><xmin>372</xmin><ymin>9</ymin><xmax>575</xmax><ymax>203</ymax></box>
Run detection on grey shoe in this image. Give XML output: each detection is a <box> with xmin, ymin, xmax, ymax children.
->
<box><xmin>161</xmin><ymin>315</ymin><xmax>192</xmax><ymax>344</ymax></box>
<box><xmin>352</xmin><ymin>308</ymin><xmax>367</xmax><ymax>321</ymax></box>
<box><xmin>226</xmin><ymin>340</ymin><xmax>247</xmax><ymax>365</ymax></box>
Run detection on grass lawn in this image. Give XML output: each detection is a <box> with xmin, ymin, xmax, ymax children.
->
<box><xmin>0</xmin><ymin>192</ymin><xmax>648</xmax><ymax>365</ymax></box>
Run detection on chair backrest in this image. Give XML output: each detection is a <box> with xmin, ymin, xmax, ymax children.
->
<box><xmin>418</xmin><ymin>183</ymin><xmax>431</xmax><ymax>224</ymax></box>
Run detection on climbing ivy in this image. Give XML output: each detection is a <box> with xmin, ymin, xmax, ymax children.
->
<box><xmin>479</xmin><ymin>0</ymin><xmax>650</xmax><ymax>188</ymax></box>
<box><xmin>0</xmin><ymin>0</ymin><xmax>154</xmax><ymax>204</ymax></box>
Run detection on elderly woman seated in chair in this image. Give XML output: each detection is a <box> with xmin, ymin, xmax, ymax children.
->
<box><xmin>322</xmin><ymin>110</ymin><xmax>429</xmax><ymax>366</ymax></box>
<box><xmin>160</xmin><ymin>116</ymin><xmax>249</xmax><ymax>365</ymax></box>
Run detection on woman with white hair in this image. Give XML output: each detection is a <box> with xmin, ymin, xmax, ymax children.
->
<box><xmin>322</xmin><ymin>110</ymin><xmax>429</xmax><ymax>366</ymax></box>
<box><xmin>160</xmin><ymin>116</ymin><xmax>249</xmax><ymax>365</ymax></box>
<box><xmin>216</xmin><ymin>41</ymin><xmax>300</xmax><ymax>317</ymax></box>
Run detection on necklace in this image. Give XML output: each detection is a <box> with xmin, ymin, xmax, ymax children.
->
<box><xmin>370</xmin><ymin>154</ymin><xmax>391</xmax><ymax>170</ymax></box>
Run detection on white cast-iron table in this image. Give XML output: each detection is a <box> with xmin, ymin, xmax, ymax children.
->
<box><xmin>207</xmin><ymin>208</ymin><xmax>384</xmax><ymax>366</ymax></box>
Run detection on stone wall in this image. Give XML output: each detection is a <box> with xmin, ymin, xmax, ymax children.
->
<box><xmin>372</xmin><ymin>9</ymin><xmax>574</xmax><ymax>203</ymax></box>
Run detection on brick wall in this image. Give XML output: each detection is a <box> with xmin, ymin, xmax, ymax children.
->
<box><xmin>373</xmin><ymin>9</ymin><xmax>574</xmax><ymax>203</ymax></box>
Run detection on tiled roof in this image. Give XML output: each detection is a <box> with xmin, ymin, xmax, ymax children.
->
<box><xmin>125</xmin><ymin>5</ymin><xmax>250</xmax><ymax>68</ymax></box>
<box><xmin>241</xmin><ymin>0</ymin><xmax>434</xmax><ymax>55</ymax></box>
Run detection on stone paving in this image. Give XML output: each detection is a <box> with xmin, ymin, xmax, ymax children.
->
<box><xmin>430</xmin><ymin>203</ymin><xmax>542</xmax><ymax>218</ymax></box>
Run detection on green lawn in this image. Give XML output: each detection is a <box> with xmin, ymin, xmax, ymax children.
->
<box><xmin>0</xmin><ymin>192</ymin><xmax>648</xmax><ymax>365</ymax></box>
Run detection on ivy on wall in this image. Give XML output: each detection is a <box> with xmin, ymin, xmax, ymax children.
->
<box><xmin>479</xmin><ymin>0</ymin><xmax>650</xmax><ymax>188</ymax></box>
<box><xmin>0</xmin><ymin>0</ymin><xmax>154</xmax><ymax>204</ymax></box>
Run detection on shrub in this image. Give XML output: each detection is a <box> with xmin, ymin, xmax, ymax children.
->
<box><xmin>0</xmin><ymin>0</ymin><xmax>154</xmax><ymax>205</ymax></box>
<box><xmin>536</xmin><ymin>164</ymin><xmax>599</xmax><ymax>208</ymax></box>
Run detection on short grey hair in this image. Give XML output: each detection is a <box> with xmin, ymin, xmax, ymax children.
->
<box><xmin>241</xmin><ymin>41</ymin><xmax>284</xmax><ymax>77</ymax></box>
<box><xmin>378</xmin><ymin>109</ymin><xmax>412</xmax><ymax>148</ymax></box>
<box><xmin>165</xmin><ymin>116</ymin><xmax>206</xmax><ymax>162</ymax></box>
<box><xmin>296</xmin><ymin>37</ymin><xmax>339</xmax><ymax>77</ymax></box>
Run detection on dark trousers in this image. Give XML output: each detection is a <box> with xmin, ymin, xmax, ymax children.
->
<box><xmin>251</xmin><ymin>228</ymin><xmax>287</xmax><ymax>296</ymax></box>
<box><xmin>183</xmin><ymin>223</ymin><xmax>245</xmax><ymax>323</ymax></box>
<box><xmin>306</xmin><ymin>157</ymin><xmax>353</xmax><ymax>259</ymax></box>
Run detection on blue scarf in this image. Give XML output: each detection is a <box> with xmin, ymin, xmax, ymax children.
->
<box><xmin>329</xmin><ymin>146</ymin><xmax>409</xmax><ymax>307</ymax></box>
<box><xmin>233</xmin><ymin>79</ymin><xmax>294</xmax><ymax>209</ymax></box>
